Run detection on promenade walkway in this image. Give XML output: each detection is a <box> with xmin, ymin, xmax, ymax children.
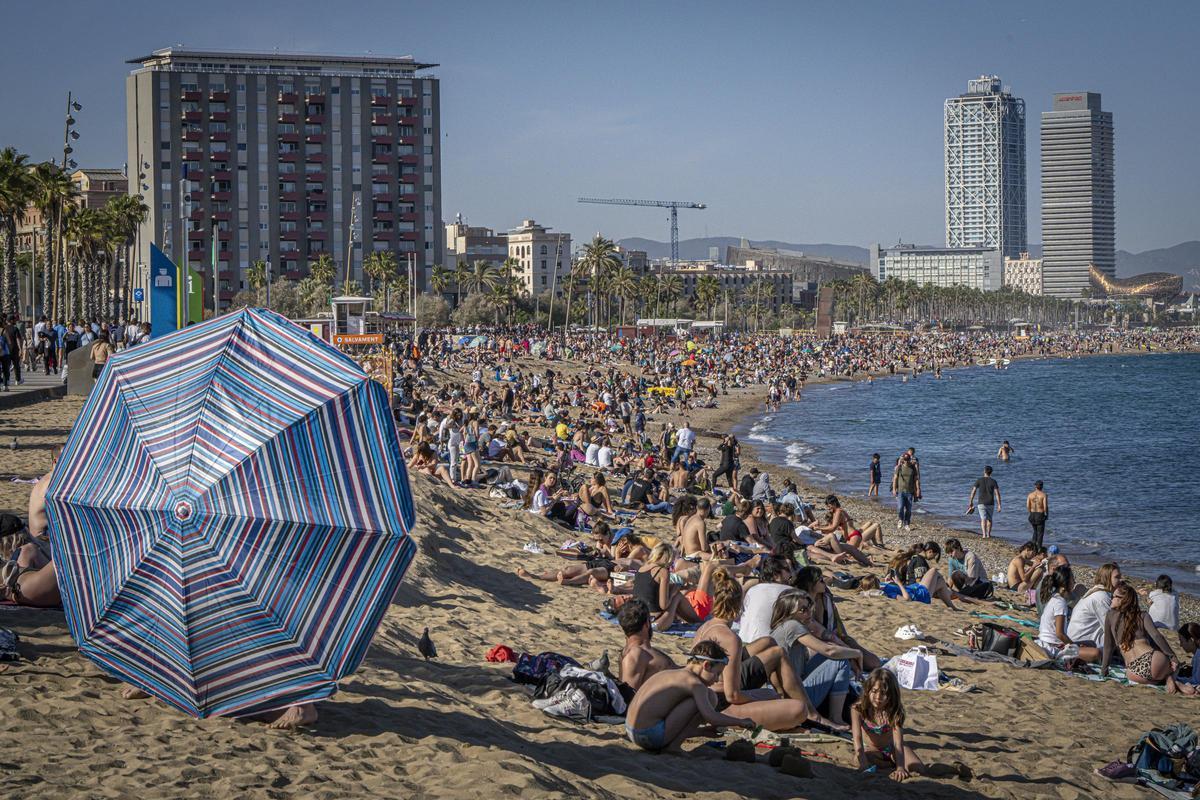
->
<box><xmin>0</xmin><ymin>369</ymin><xmax>67</xmax><ymax>410</ymax></box>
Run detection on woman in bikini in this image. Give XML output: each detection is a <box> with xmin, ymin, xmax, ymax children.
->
<box><xmin>807</xmin><ymin>497</ymin><xmax>875</xmax><ymax>567</ymax></box>
<box><xmin>1101</xmin><ymin>582</ymin><xmax>1195</xmax><ymax>694</ymax></box>
<box><xmin>407</xmin><ymin>443</ymin><xmax>457</xmax><ymax>490</ymax></box>
<box><xmin>577</xmin><ymin>472</ymin><xmax>614</xmax><ymax>517</ymax></box>
<box><xmin>633</xmin><ymin>543</ymin><xmax>717</xmax><ymax>631</ymax></box>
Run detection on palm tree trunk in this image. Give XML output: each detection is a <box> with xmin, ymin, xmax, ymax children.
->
<box><xmin>2</xmin><ymin>219</ymin><xmax>17</xmax><ymax>315</ymax></box>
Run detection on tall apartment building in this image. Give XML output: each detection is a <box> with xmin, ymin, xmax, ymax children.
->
<box><xmin>507</xmin><ymin>219</ymin><xmax>570</xmax><ymax>297</ymax></box>
<box><xmin>126</xmin><ymin>47</ymin><xmax>442</xmax><ymax>311</ymax></box>
<box><xmin>1041</xmin><ymin>92</ymin><xmax>1114</xmax><ymax>298</ymax></box>
<box><xmin>945</xmin><ymin>76</ymin><xmax>1027</xmax><ymax>259</ymax></box>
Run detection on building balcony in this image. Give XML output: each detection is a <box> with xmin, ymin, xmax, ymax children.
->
<box><xmin>181</xmin><ymin>111</ymin><xmax>202</xmax><ymax>122</ymax></box>
<box><xmin>399</xmin><ymin>154</ymin><xmax>418</xmax><ymax>165</ymax></box>
<box><xmin>278</xmin><ymin>151</ymin><xmax>300</xmax><ymax>162</ymax></box>
<box><xmin>279</xmin><ymin>211</ymin><xmax>300</xmax><ymax>222</ymax></box>
<box><xmin>307</xmin><ymin>210</ymin><xmax>329</xmax><ymax>221</ymax></box>
<box><xmin>209</xmin><ymin>152</ymin><xmax>230</xmax><ymax>162</ymax></box>
<box><xmin>372</xmin><ymin>229</ymin><xmax>395</xmax><ymax>240</ymax></box>
<box><xmin>371</xmin><ymin>114</ymin><xmax>393</xmax><ymax>126</ymax></box>
<box><xmin>209</xmin><ymin>90</ymin><xmax>230</xmax><ymax>102</ymax></box>
<box><xmin>278</xmin><ymin>92</ymin><xmax>298</xmax><ymax>104</ymax></box>
<box><xmin>370</xmin><ymin>135</ymin><xmax>393</xmax><ymax>145</ymax></box>
<box><xmin>209</xmin><ymin>111</ymin><xmax>230</xmax><ymax>123</ymax></box>
<box><xmin>371</xmin><ymin>190</ymin><xmax>395</xmax><ymax>202</ymax></box>
<box><xmin>182</xmin><ymin>151</ymin><xmax>202</xmax><ymax>162</ymax></box>
<box><xmin>181</xmin><ymin>90</ymin><xmax>202</xmax><ymax>102</ymax></box>
<box><xmin>187</xmin><ymin>249</ymin><xmax>204</xmax><ymax>261</ymax></box>
<box><xmin>210</xmin><ymin>191</ymin><xmax>232</xmax><ymax>202</ymax></box>
<box><xmin>372</xmin><ymin>154</ymin><xmax>394</xmax><ymax>165</ymax></box>
<box><xmin>209</xmin><ymin>131</ymin><xmax>229</xmax><ymax>142</ymax></box>
<box><xmin>303</xmin><ymin>170</ymin><xmax>327</xmax><ymax>181</ymax></box>
<box><xmin>304</xmin><ymin>93</ymin><xmax>326</xmax><ymax>104</ymax></box>
<box><xmin>400</xmin><ymin>232</ymin><xmax>418</xmax><ymax>241</ymax></box>
<box><xmin>211</xmin><ymin>211</ymin><xmax>232</xmax><ymax>222</ymax></box>
<box><xmin>279</xmin><ymin>191</ymin><xmax>300</xmax><ymax>202</ymax></box>
<box><xmin>305</xmin><ymin>152</ymin><xmax>324</xmax><ymax>163</ymax></box>
<box><xmin>370</xmin><ymin>95</ymin><xmax>390</xmax><ymax>106</ymax></box>
<box><xmin>278</xmin><ymin>132</ymin><xmax>300</xmax><ymax>143</ymax></box>
<box><xmin>182</xmin><ymin>130</ymin><xmax>202</xmax><ymax>142</ymax></box>
<box><xmin>216</xmin><ymin>229</ymin><xmax>233</xmax><ymax>240</ymax></box>
<box><xmin>278</xmin><ymin>112</ymin><xmax>299</xmax><ymax>124</ymax></box>
<box><xmin>305</xmin><ymin>134</ymin><xmax>325</xmax><ymax>144</ymax></box>
<box><xmin>397</xmin><ymin>135</ymin><xmax>418</xmax><ymax>146</ymax></box>
<box><xmin>308</xmin><ymin>230</ymin><xmax>328</xmax><ymax>240</ymax></box>
<box><xmin>397</xmin><ymin>115</ymin><xmax>419</xmax><ymax>126</ymax></box>
<box><xmin>188</xmin><ymin>229</ymin><xmax>207</xmax><ymax>241</ymax></box>
<box><xmin>399</xmin><ymin>212</ymin><xmax>418</xmax><ymax>222</ymax></box>
<box><xmin>304</xmin><ymin>114</ymin><xmax>326</xmax><ymax>125</ymax></box>
<box><xmin>398</xmin><ymin>192</ymin><xmax>418</xmax><ymax>202</ymax></box>
<box><xmin>371</xmin><ymin>172</ymin><xmax>391</xmax><ymax>183</ymax></box>
<box><xmin>211</xmin><ymin>169</ymin><xmax>232</xmax><ymax>180</ymax></box>
<box><xmin>280</xmin><ymin>230</ymin><xmax>300</xmax><ymax>240</ymax></box>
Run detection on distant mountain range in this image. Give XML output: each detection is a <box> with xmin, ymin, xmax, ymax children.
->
<box><xmin>618</xmin><ymin>236</ymin><xmax>1200</xmax><ymax>291</ymax></box>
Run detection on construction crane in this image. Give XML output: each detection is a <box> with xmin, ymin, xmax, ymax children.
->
<box><xmin>578</xmin><ymin>197</ymin><xmax>706</xmax><ymax>267</ymax></box>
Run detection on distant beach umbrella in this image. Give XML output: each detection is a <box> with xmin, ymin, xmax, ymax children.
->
<box><xmin>45</xmin><ymin>308</ymin><xmax>417</xmax><ymax>718</ymax></box>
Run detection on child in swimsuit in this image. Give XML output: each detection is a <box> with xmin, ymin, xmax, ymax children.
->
<box><xmin>851</xmin><ymin>669</ymin><xmax>926</xmax><ymax>781</ymax></box>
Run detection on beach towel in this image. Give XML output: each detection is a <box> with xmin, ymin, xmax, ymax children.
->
<box><xmin>970</xmin><ymin>612</ymin><xmax>1038</xmax><ymax>629</ymax></box>
<box><xmin>597</xmin><ymin>611</ymin><xmax>698</xmax><ymax>638</ymax></box>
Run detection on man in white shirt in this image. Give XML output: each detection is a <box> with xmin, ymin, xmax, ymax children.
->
<box><xmin>737</xmin><ymin>557</ymin><xmax>795</xmax><ymax>644</ymax></box>
<box><xmin>672</xmin><ymin>420</ymin><xmax>696</xmax><ymax>463</ymax></box>
<box><xmin>585</xmin><ymin>439</ymin><xmax>601</xmax><ymax>467</ymax></box>
<box><xmin>1066</xmin><ymin>563</ymin><xmax>1119</xmax><ymax>649</ymax></box>
<box><xmin>597</xmin><ymin>440</ymin><xmax>614</xmax><ymax>470</ymax></box>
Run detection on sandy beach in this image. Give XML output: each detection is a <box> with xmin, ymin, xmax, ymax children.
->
<box><xmin>2</xmin><ymin>364</ymin><xmax>1197</xmax><ymax>800</ymax></box>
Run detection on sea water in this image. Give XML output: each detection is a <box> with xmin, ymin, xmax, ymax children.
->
<box><xmin>740</xmin><ymin>352</ymin><xmax>1200</xmax><ymax>592</ymax></box>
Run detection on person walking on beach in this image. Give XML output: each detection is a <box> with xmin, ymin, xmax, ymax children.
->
<box><xmin>967</xmin><ymin>466</ymin><xmax>1000</xmax><ymax>539</ymax></box>
<box><xmin>891</xmin><ymin>452</ymin><xmax>919</xmax><ymax>531</ymax></box>
<box><xmin>868</xmin><ymin>453</ymin><xmax>881</xmax><ymax>497</ymax></box>
<box><xmin>1026</xmin><ymin>481</ymin><xmax>1049</xmax><ymax>548</ymax></box>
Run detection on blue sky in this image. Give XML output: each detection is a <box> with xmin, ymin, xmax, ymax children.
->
<box><xmin>1</xmin><ymin>0</ymin><xmax>1196</xmax><ymax>252</ymax></box>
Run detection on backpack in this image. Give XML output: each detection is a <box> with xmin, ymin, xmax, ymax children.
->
<box><xmin>966</xmin><ymin>622</ymin><xmax>1021</xmax><ymax>658</ymax></box>
<box><xmin>512</xmin><ymin>651</ymin><xmax>579</xmax><ymax>685</ymax></box>
<box><xmin>828</xmin><ymin>571</ymin><xmax>861</xmax><ymax>590</ymax></box>
<box><xmin>1127</xmin><ymin>724</ymin><xmax>1199</xmax><ymax>780</ymax></box>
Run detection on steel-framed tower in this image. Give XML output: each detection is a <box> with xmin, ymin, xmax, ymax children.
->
<box><xmin>944</xmin><ymin>76</ymin><xmax>1027</xmax><ymax>260</ymax></box>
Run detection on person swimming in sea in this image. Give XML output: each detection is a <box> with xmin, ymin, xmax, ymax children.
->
<box><xmin>997</xmin><ymin>440</ymin><xmax>1014</xmax><ymax>462</ymax></box>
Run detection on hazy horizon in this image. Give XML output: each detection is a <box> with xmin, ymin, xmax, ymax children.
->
<box><xmin>1</xmin><ymin>0</ymin><xmax>1196</xmax><ymax>253</ymax></box>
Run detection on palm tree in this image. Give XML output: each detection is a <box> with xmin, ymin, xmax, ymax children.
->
<box><xmin>0</xmin><ymin>147</ymin><xmax>33</xmax><ymax>314</ymax></box>
<box><xmin>362</xmin><ymin>251</ymin><xmax>399</xmax><ymax>309</ymax></box>
<box><xmin>637</xmin><ymin>275</ymin><xmax>658</xmax><ymax>319</ymax></box>
<box><xmin>576</xmin><ymin>235</ymin><xmax>620</xmax><ymax>327</ymax></box>
<box><xmin>461</xmin><ymin>259</ymin><xmax>500</xmax><ymax>297</ymax></box>
<box><xmin>247</xmin><ymin>259</ymin><xmax>268</xmax><ymax>304</ymax></box>
<box><xmin>609</xmin><ymin>266</ymin><xmax>637</xmax><ymax>325</ymax></box>
<box><xmin>694</xmin><ymin>275</ymin><xmax>720</xmax><ymax>320</ymax></box>
<box><xmin>28</xmin><ymin>162</ymin><xmax>79</xmax><ymax>322</ymax></box>
<box><xmin>560</xmin><ymin>267</ymin><xmax>581</xmax><ymax>335</ymax></box>
<box><xmin>429</xmin><ymin>264</ymin><xmax>450</xmax><ymax>299</ymax></box>
<box><xmin>452</xmin><ymin>261</ymin><xmax>470</xmax><ymax>308</ymax></box>
<box><xmin>308</xmin><ymin>253</ymin><xmax>336</xmax><ymax>286</ymax></box>
<box><xmin>657</xmin><ymin>273</ymin><xmax>683</xmax><ymax>322</ymax></box>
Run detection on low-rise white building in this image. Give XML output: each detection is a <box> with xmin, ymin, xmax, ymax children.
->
<box><xmin>870</xmin><ymin>243</ymin><xmax>1003</xmax><ymax>291</ymax></box>
<box><xmin>1004</xmin><ymin>252</ymin><xmax>1044</xmax><ymax>295</ymax></box>
<box><xmin>507</xmin><ymin>219</ymin><xmax>570</xmax><ymax>296</ymax></box>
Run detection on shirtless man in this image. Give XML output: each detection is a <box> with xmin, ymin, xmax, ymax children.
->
<box><xmin>679</xmin><ymin>498</ymin><xmax>714</xmax><ymax>559</ymax></box>
<box><xmin>619</xmin><ymin>598</ymin><xmax>677</xmax><ymax>691</ymax></box>
<box><xmin>624</xmin><ymin>640</ymin><xmax>758</xmax><ymax>753</ymax></box>
<box><xmin>1006</xmin><ymin>541</ymin><xmax>1045</xmax><ymax>592</ymax></box>
<box><xmin>1026</xmin><ymin>481</ymin><xmax>1048</xmax><ymax>549</ymax></box>
<box><xmin>998</xmin><ymin>440</ymin><xmax>1014</xmax><ymax>462</ymax></box>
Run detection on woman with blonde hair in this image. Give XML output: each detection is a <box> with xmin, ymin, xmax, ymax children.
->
<box><xmin>631</xmin><ymin>543</ymin><xmax>716</xmax><ymax>630</ymax></box>
<box><xmin>1066</xmin><ymin>562</ymin><xmax>1120</xmax><ymax>654</ymax></box>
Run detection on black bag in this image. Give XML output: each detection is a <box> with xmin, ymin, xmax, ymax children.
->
<box><xmin>967</xmin><ymin>622</ymin><xmax>1020</xmax><ymax>657</ymax></box>
<box><xmin>959</xmin><ymin>579</ymin><xmax>995</xmax><ymax>600</ymax></box>
<box><xmin>828</xmin><ymin>571</ymin><xmax>860</xmax><ymax>590</ymax></box>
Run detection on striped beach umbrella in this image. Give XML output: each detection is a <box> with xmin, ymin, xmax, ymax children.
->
<box><xmin>45</xmin><ymin>308</ymin><xmax>417</xmax><ymax>718</ymax></box>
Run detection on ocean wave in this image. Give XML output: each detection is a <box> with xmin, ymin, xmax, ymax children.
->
<box><xmin>748</xmin><ymin>434</ymin><xmax>781</xmax><ymax>444</ymax></box>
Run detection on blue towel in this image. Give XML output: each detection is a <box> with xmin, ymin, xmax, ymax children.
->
<box><xmin>597</xmin><ymin>611</ymin><xmax>698</xmax><ymax>638</ymax></box>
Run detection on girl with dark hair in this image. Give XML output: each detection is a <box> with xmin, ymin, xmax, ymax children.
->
<box><xmin>851</xmin><ymin>669</ymin><xmax>925</xmax><ymax>781</ymax></box>
<box><xmin>792</xmin><ymin>567</ymin><xmax>882</xmax><ymax>671</ymax></box>
<box><xmin>1101</xmin><ymin>583</ymin><xmax>1194</xmax><ymax>693</ymax></box>
<box><xmin>1036</xmin><ymin>567</ymin><xmax>1100</xmax><ymax>661</ymax></box>
<box><xmin>1179</xmin><ymin>623</ymin><xmax>1200</xmax><ymax>688</ymax></box>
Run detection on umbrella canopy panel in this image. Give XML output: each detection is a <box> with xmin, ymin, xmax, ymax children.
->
<box><xmin>46</xmin><ymin>308</ymin><xmax>417</xmax><ymax>718</ymax></box>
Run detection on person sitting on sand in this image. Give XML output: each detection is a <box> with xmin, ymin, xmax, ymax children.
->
<box><xmin>791</xmin><ymin>566</ymin><xmax>882</xmax><ymax>671</ymax></box>
<box><xmin>1036</xmin><ymin>566</ymin><xmax>1100</xmax><ymax>661</ymax></box>
<box><xmin>1006</xmin><ymin>541</ymin><xmax>1046</xmax><ymax>593</ymax></box>
<box><xmin>2</xmin><ymin>449</ymin><xmax>62</xmax><ymax>607</ymax></box>
<box><xmin>577</xmin><ymin>472</ymin><xmax>614</xmax><ymax>518</ymax></box>
<box><xmin>618</xmin><ymin>598</ymin><xmax>677</xmax><ymax>692</ymax></box>
<box><xmin>810</xmin><ymin>496</ymin><xmax>883</xmax><ymax>557</ymax></box>
<box><xmin>769</xmin><ymin>589</ymin><xmax>862</xmax><ymax>724</ymax></box>
<box><xmin>1101</xmin><ymin>582</ymin><xmax>1195</xmax><ymax>694</ymax></box>
<box><xmin>633</xmin><ymin>543</ymin><xmax>717</xmax><ymax>631</ymax></box>
<box><xmin>407</xmin><ymin>443</ymin><xmax>458</xmax><ymax>490</ymax></box>
<box><xmin>623</xmin><ymin>639</ymin><xmax>758</xmax><ymax>753</ymax></box>
<box><xmin>852</xmin><ymin>669</ymin><xmax>970</xmax><ymax>782</ymax></box>
<box><xmin>1066</xmin><ymin>562</ymin><xmax>1120</xmax><ymax>655</ymax></box>
<box><xmin>694</xmin><ymin>570</ymin><xmax>844</xmax><ymax>732</ymax></box>
<box><xmin>1178</xmin><ymin>623</ymin><xmax>1200</xmax><ymax>688</ymax></box>
<box><xmin>736</xmin><ymin>556</ymin><xmax>796</xmax><ymax>643</ymax></box>
<box><xmin>679</xmin><ymin>498</ymin><xmax>715</xmax><ymax>559</ymax></box>
<box><xmin>886</xmin><ymin>541</ymin><xmax>940</xmax><ymax>585</ymax></box>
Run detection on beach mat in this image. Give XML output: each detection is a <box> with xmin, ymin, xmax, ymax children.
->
<box><xmin>969</xmin><ymin>612</ymin><xmax>1038</xmax><ymax>629</ymax></box>
<box><xmin>597</xmin><ymin>610</ymin><xmax>699</xmax><ymax>638</ymax></box>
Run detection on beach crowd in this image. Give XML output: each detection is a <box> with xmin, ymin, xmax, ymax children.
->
<box><xmin>4</xmin><ymin>319</ymin><xmax>1198</xmax><ymax>767</ymax></box>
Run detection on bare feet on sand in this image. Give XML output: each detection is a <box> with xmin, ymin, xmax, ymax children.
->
<box><xmin>516</xmin><ymin>568</ymin><xmax>532</xmax><ymax>579</ymax></box>
<box><xmin>121</xmin><ymin>686</ymin><xmax>150</xmax><ymax>700</ymax></box>
<box><xmin>263</xmin><ymin>704</ymin><xmax>318</xmax><ymax>729</ymax></box>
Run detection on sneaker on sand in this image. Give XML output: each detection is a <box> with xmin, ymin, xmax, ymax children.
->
<box><xmin>1094</xmin><ymin>761</ymin><xmax>1136</xmax><ymax>783</ymax></box>
<box><xmin>896</xmin><ymin>520</ymin><xmax>903</xmax><ymax>530</ymax></box>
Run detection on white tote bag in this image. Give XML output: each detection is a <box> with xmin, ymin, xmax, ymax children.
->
<box><xmin>888</xmin><ymin>646</ymin><xmax>940</xmax><ymax>691</ymax></box>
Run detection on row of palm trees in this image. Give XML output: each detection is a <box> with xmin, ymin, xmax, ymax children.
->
<box><xmin>826</xmin><ymin>272</ymin><xmax>1083</xmax><ymax>328</ymax></box>
<box><xmin>0</xmin><ymin>147</ymin><xmax>148</xmax><ymax>322</ymax></box>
